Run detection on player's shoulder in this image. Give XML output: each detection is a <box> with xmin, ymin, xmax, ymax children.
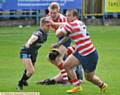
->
<box><xmin>76</xmin><ymin>20</ymin><xmax>85</xmax><ymax>26</ymax></box>
<box><xmin>59</xmin><ymin>13</ymin><xmax>67</xmax><ymax>21</ymax></box>
<box><xmin>33</xmin><ymin>29</ymin><xmax>47</xmax><ymax>37</ymax></box>
<box><xmin>67</xmin><ymin>20</ymin><xmax>79</xmax><ymax>27</ymax></box>
<box><xmin>70</xmin><ymin>20</ymin><xmax>85</xmax><ymax>28</ymax></box>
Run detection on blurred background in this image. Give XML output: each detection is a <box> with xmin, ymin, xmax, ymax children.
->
<box><xmin>0</xmin><ymin>0</ymin><xmax>120</xmax><ymax>26</ymax></box>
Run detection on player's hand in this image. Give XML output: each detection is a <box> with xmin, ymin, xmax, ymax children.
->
<box><xmin>51</xmin><ymin>43</ymin><xmax>59</xmax><ymax>48</ymax></box>
<box><xmin>49</xmin><ymin>20</ymin><xmax>55</xmax><ymax>25</ymax></box>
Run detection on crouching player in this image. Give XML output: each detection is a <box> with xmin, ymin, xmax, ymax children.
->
<box><xmin>17</xmin><ymin>17</ymin><xmax>50</xmax><ymax>90</ymax></box>
<box><xmin>37</xmin><ymin>45</ymin><xmax>84</xmax><ymax>85</ymax></box>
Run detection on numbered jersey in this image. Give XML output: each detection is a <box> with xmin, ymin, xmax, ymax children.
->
<box><xmin>61</xmin><ymin>20</ymin><xmax>95</xmax><ymax>56</ymax></box>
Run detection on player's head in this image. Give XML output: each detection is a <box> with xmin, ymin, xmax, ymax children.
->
<box><xmin>66</xmin><ymin>9</ymin><xmax>78</xmax><ymax>22</ymax></box>
<box><xmin>40</xmin><ymin>17</ymin><xmax>51</xmax><ymax>32</ymax></box>
<box><xmin>48</xmin><ymin>2</ymin><xmax>60</xmax><ymax>20</ymax></box>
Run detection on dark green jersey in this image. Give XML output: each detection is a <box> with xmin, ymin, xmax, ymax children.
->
<box><xmin>20</xmin><ymin>29</ymin><xmax>48</xmax><ymax>63</ymax></box>
<box><xmin>29</xmin><ymin>29</ymin><xmax>48</xmax><ymax>54</ymax></box>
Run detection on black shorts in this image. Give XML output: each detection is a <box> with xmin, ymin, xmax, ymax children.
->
<box><xmin>20</xmin><ymin>47</ymin><xmax>38</xmax><ymax>64</ymax></box>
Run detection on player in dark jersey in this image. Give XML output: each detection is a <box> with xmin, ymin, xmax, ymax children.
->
<box><xmin>16</xmin><ymin>17</ymin><xmax>50</xmax><ymax>90</ymax></box>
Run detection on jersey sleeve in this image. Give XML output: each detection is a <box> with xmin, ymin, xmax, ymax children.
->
<box><xmin>33</xmin><ymin>30</ymin><xmax>43</xmax><ymax>38</ymax></box>
<box><xmin>61</xmin><ymin>23</ymin><xmax>72</xmax><ymax>35</ymax></box>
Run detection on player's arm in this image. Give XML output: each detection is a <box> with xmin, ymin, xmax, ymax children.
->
<box><xmin>51</xmin><ymin>36</ymin><xmax>69</xmax><ymax>48</ymax></box>
<box><xmin>50</xmin><ymin>20</ymin><xmax>66</xmax><ymax>27</ymax></box>
<box><xmin>56</xmin><ymin>26</ymin><xmax>66</xmax><ymax>37</ymax></box>
<box><xmin>25</xmin><ymin>35</ymin><xmax>38</xmax><ymax>48</ymax></box>
<box><xmin>56</xmin><ymin>23</ymin><xmax>71</xmax><ymax>37</ymax></box>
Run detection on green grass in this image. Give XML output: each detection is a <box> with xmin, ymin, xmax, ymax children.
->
<box><xmin>0</xmin><ymin>26</ymin><xmax>120</xmax><ymax>95</ymax></box>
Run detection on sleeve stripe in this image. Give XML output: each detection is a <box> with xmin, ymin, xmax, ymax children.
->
<box><xmin>62</xmin><ymin>27</ymin><xmax>68</xmax><ymax>34</ymax></box>
<box><xmin>64</xmin><ymin>24</ymin><xmax>72</xmax><ymax>33</ymax></box>
<box><xmin>61</xmin><ymin>28</ymin><xmax>67</xmax><ymax>34</ymax></box>
<box><xmin>64</xmin><ymin>26</ymin><xmax>71</xmax><ymax>33</ymax></box>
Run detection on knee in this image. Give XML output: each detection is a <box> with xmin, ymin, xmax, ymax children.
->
<box><xmin>85</xmin><ymin>74</ymin><xmax>93</xmax><ymax>81</ymax></box>
<box><xmin>64</xmin><ymin>63</ymin><xmax>71</xmax><ymax>70</ymax></box>
<box><xmin>27</xmin><ymin>68</ymin><xmax>35</xmax><ymax>76</ymax></box>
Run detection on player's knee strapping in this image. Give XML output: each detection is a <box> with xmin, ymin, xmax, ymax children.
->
<box><xmin>48</xmin><ymin>49</ymin><xmax>61</xmax><ymax>60</ymax></box>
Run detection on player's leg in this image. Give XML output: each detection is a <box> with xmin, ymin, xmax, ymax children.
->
<box><xmin>83</xmin><ymin>50</ymin><xmax>108</xmax><ymax>93</ymax></box>
<box><xmin>36</xmin><ymin>45</ymin><xmax>68</xmax><ymax>85</ymax></box>
<box><xmin>36</xmin><ymin>73</ymin><xmax>63</xmax><ymax>85</ymax></box>
<box><xmin>48</xmin><ymin>45</ymin><xmax>69</xmax><ymax>82</ymax></box>
<box><xmin>22</xmin><ymin>58</ymin><xmax>35</xmax><ymax>77</ymax></box>
<box><xmin>85</xmin><ymin>71</ymin><xmax>108</xmax><ymax>93</ymax></box>
<box><xmin>17</xmin><ymin>47</ymin><xmax>35</xmax><ymax>90</ymax></box>
<box><xmin>64</xmin><ymin>54</ymin><xmax>83</xmax><ymax>93</ymax></box>
<box><xmin>44</xmin><ymin>39</ymin><xmax>71</xmax><ymax>84</ymax></box>
<box><xmin>51</xmin><ymin>72</ymin><xmax>63</xmax><ymax>83</ymax></box>
<box><xmin>37</xmin><ymin>45</ymin><xmax>84</xmax><ymax>85</ymax></box>
<box><xmin>17</xmin><ymin>58</ymin><xmax>34</xmax><ymax>90</ymax></box>
<box><xmin>74</xmin><ymin>65</ymin><xmax>85</xmax><ymax>83</ymax></box>
<box><xmin>38</xmin><ymin>65</ymin><xmax>85</xmax><ymax>85</ymax></box>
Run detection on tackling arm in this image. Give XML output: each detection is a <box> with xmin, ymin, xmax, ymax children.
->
<box><xmin>50</xmin><ymin>20</ymin><xmax>66</xmax><ymax>27</ymax></box>
<box><xmin>52</xmin><ymin>36</ymin><xmax>69</xmax><ymax>48</ymax></box>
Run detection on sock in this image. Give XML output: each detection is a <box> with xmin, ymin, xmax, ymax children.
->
<box><xmin>19</xmin><ymin>70</ymin><xmax>30</xmax><ymax>84</ymax></box>
<box><xmin>99</xmin><ymin>82</ymin><xmax>104</xmax><ymax>89</ymax></box>
<box><xmin>58</xmin><ymin>63</ymin><xmax>68</xmax><ymax>82</ymax></box>
<box><xmin>71</xmin><ymin>79</ymin><xmax>80</xmax><ymax>86</ymax></box>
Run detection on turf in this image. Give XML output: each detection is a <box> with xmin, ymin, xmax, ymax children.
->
<box><xmin>0</xmin><ymin>26</ymin><xmax>120</xmax><ymax>95</ymax></box>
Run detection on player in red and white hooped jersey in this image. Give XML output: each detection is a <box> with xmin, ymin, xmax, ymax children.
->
<box><xmin>56</xmin><ymin>9</ymin><xmax>107</xmax><ymax>93</ymax></box>
<box><xmin>48</xmin><ymin>12</ymin><xmax>67</xmax><ymax>31</ymax></box>
<box><xmin>47</xmin><ymin>2</ymin><xmax>67</xmax><ymax>31</ymax></box>
<box><xmin>47</xmin><ymin>2</ymin><xmax>71</xmax><ymax>83</ymax></box>
<box><xmin>63</xmin><ymin>19</ymin><xmax>95</xmax><ymax>56</ymax></box>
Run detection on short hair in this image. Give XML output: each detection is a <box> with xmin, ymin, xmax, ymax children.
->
<box><xmin>67</xmin><ymin>9</ymin><xmax>78</xmax><ymax>17</ymax></box>
<box><xmin>40</xmin><ymin>17</ymin><xmax>50</xmax><ymax>26</ymax></box>
<box><xmin>48</xmin><ymin>2</ymin><xmax>60</xmax><ymax>11</ymax></box>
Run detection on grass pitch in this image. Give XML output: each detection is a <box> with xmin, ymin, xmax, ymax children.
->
<box><xmin>0</xmin><ymin>26</ymin><xmax>120</xmax><ymax>95</ymax></box>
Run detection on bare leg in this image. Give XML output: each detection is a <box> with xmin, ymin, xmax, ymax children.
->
<box><xmin>22</xmin><ymin>58</ymin><xmax>35</xmax><ymax>76</ymax></box>
<box><xmin>17</xmin><ymin>58</ymin><xmax>34</xmax><ymax>90</ymax></box>
<box><xmin>64</xmin><ymin>54</ymin><xmax>80</xmax><ymax>86</ymax></box>
<box><xmin>51</xmin><ymin>73</ymin><xmax>63</xmax><ymax>82</ymax></box>
<box><xmin>85</xmin><ymin>71</ymin><xmax>104</xmax><ymax>88</ymax></box>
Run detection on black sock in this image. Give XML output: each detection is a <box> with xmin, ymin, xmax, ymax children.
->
<box><xmin>19</xmin><ymin>70</ymin><xmax>30</xmax><ymax>84</ymax></box>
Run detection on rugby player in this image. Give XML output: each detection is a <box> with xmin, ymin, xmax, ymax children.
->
<box><xmin>16</xmin><ymin>17</ymin><xmax>50</xmax><ymax>90</ymax></box>
<box><xmin>55</xmin><ymin>9</ymin><xmax>108</xmax><ymax>93</ymax></box>
<box><xmin>36</xmin><ymin>2</ymin><xmax>84</xmax><ymax>85</ymax></box>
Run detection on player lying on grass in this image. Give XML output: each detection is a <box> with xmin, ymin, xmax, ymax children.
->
<box><xmin>17</xmin><ymin>17</ymin><xmax>51</xmax><ymax>90</ymax></box>
<box><xmin>54</xmin><ymin>9</ymin><xmax>108</xmax><ymax>93</ymax></box>
<box><xmin>36</xmin><ymin>2</ymin><xmax>84</xmax><ymax>85</ymax></box>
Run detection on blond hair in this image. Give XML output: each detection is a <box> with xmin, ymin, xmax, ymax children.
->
<box><xmin>40</xmin><ymin>17</ymin><xmax>49</xmax><ymax>27</ymax></box>
<box><xmin>48</xmin><ymin>2</ymin><xmax>60</xmax><ymax>11</ymax></box>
